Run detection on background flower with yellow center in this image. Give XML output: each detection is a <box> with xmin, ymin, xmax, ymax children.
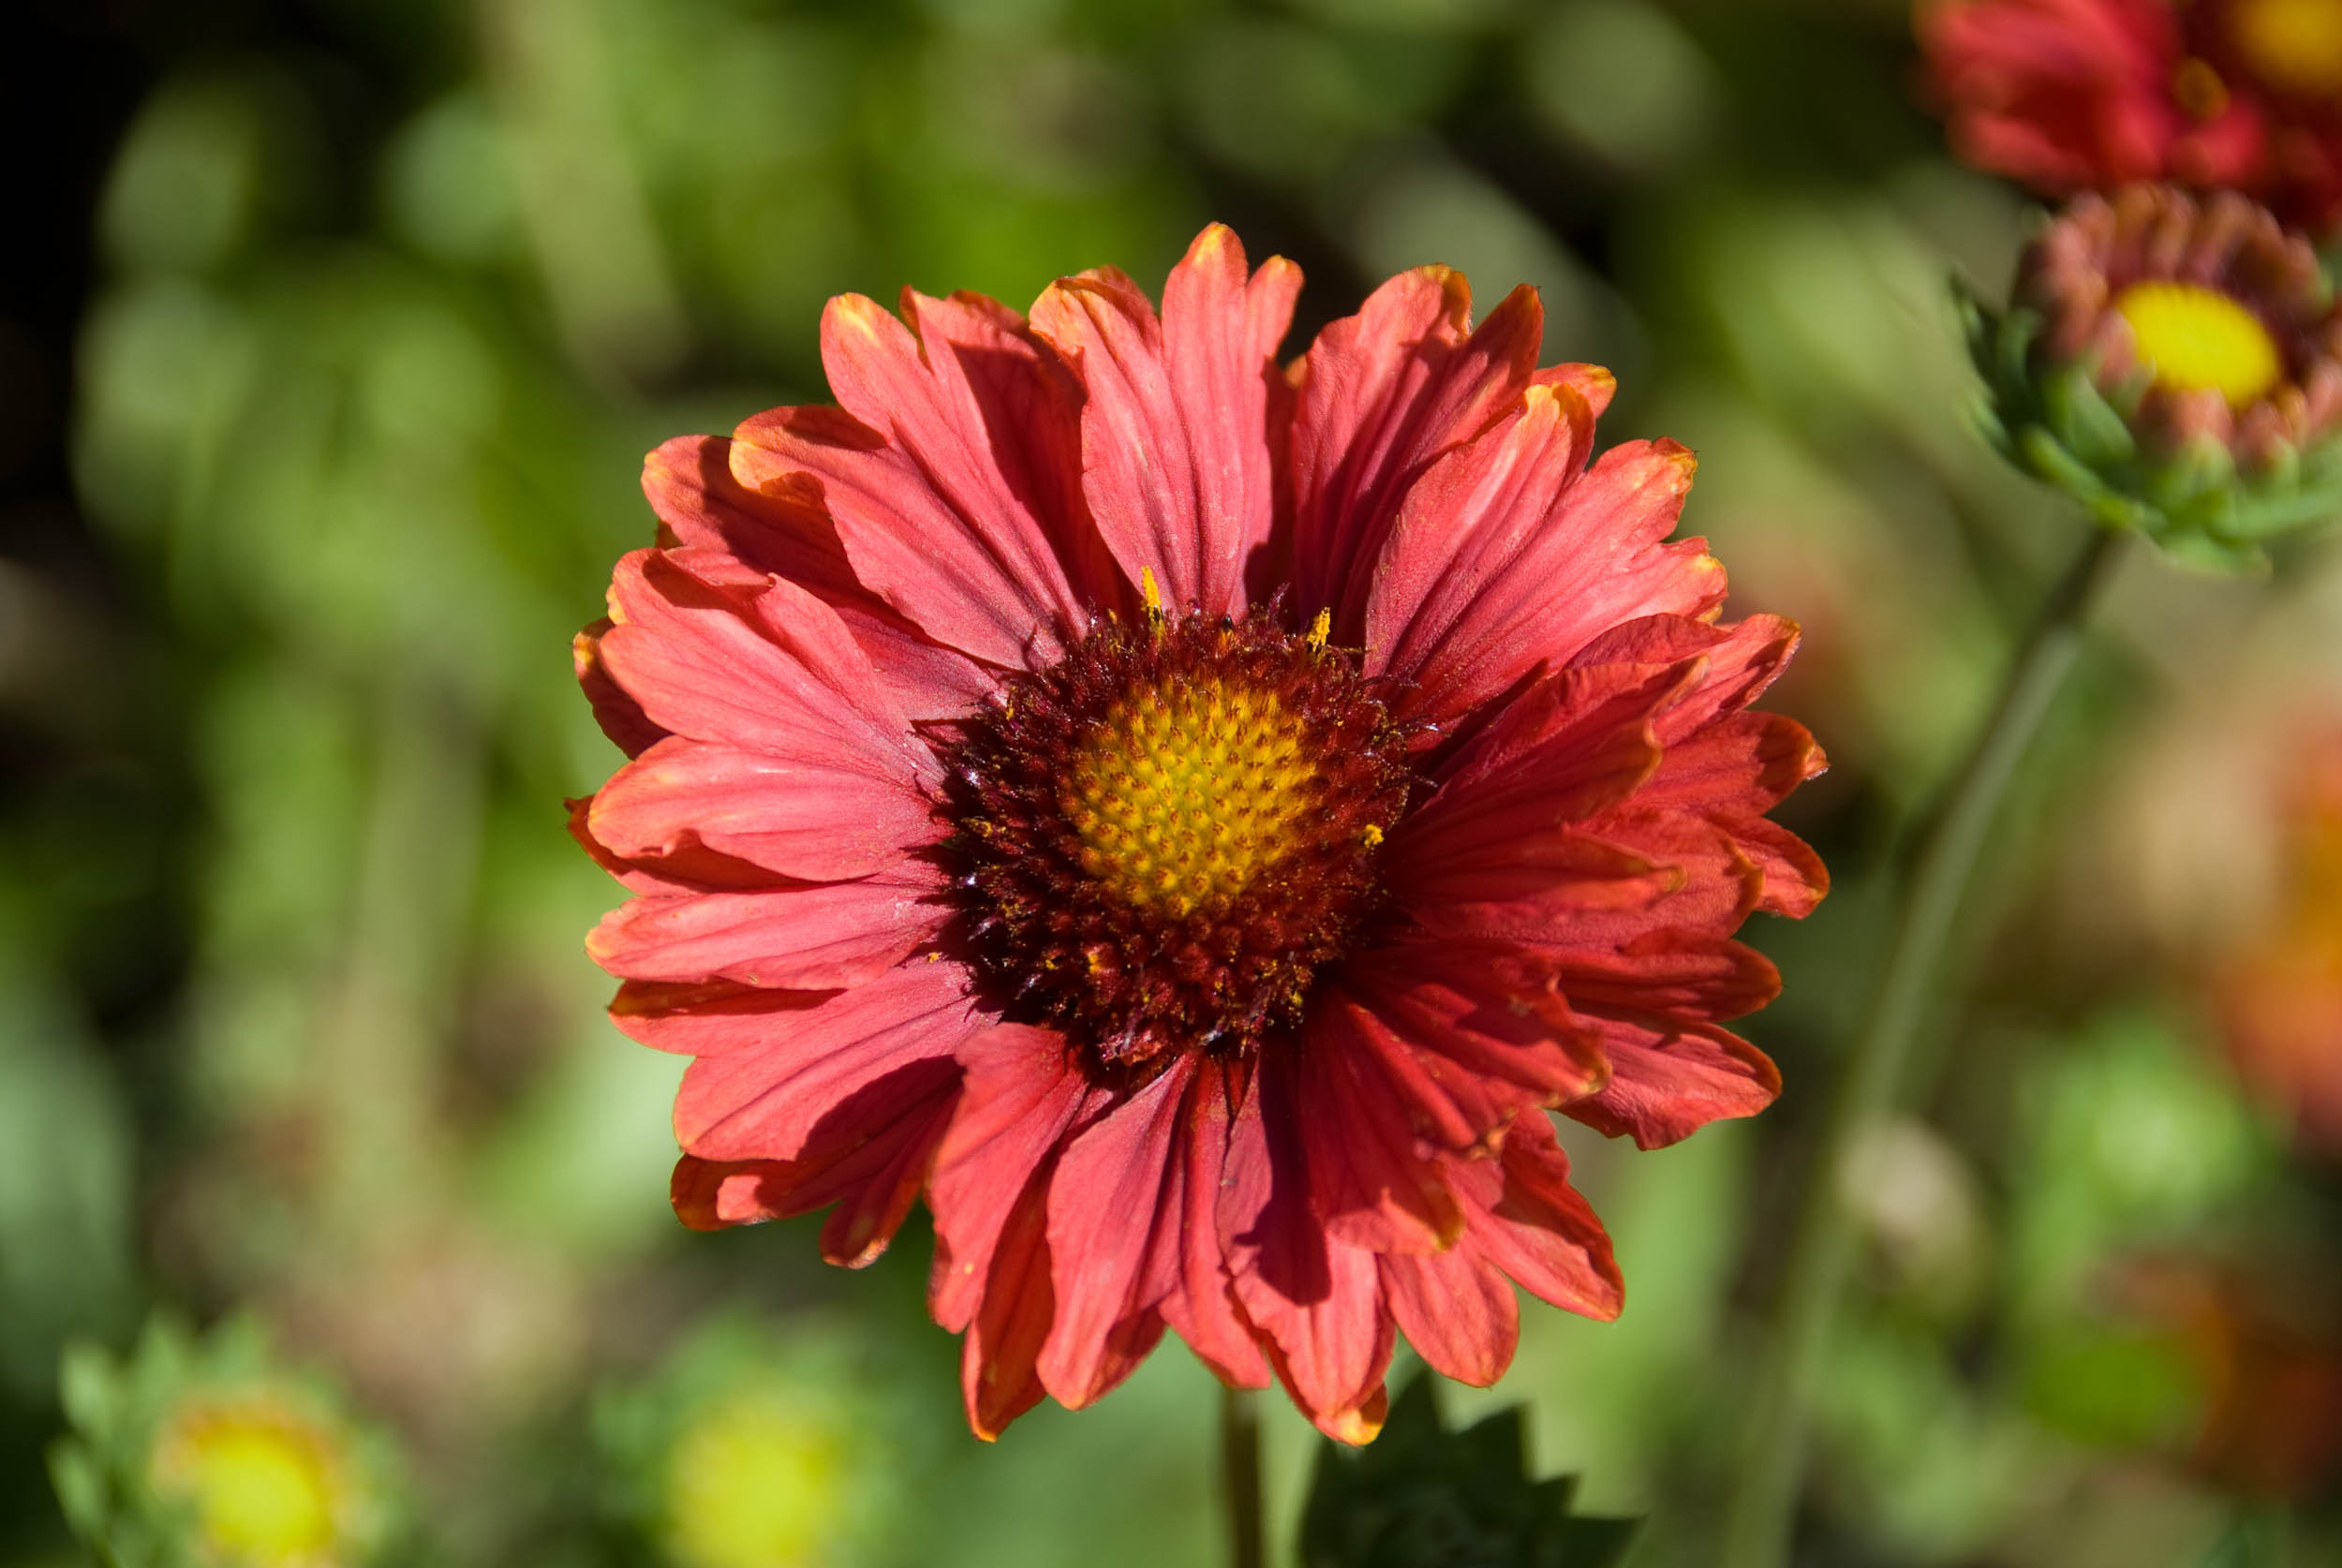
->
<box><xmin>149</xmin><ymin>1398</ymin><xmax>345</xmax><ymax>1566</ymax></box>
<box><xmin>47</xmin><ymin>1319</ymin><xmax>399</xmax><ymax>1568</ymax></box>
<box><xmin>1920</xmin><ymin>0</ymin><xmax>2342</xmax><ymax>231</ymax></box>
<box><xmin>593</xmin><ymin>1318</ymin><xmax>898</xmax><ymax>1568</ymax></box>
<box><xmin>1965</xmin><ymin>183</ymin><xmax>2342</xmax><ymax>567</ymax></box>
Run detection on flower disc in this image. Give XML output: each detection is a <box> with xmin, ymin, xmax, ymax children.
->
<box><xmin>944</xmin><ymin>608</ymin><xmax>1409</xmax><ymax>1069</ymax></box>
<box><xmin>2113</xmin><ymin>280</ymin><xmax>2285</xmax><ymax>407</ymax></box>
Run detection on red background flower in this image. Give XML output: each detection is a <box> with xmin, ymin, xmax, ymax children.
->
<box><xmin>1920</xmin><ymin>0</ymin><xmax>2342</xmax><ymax>231</ymax></box>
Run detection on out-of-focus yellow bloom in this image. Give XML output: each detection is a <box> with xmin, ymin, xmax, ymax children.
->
<box><xmin>47</xmin><ymin>1317</ymin><xmax>399</xmax><ymax>1568</ymax></box>
<box><xmin>662</xmin><ymin>1394</ymin><xmax>846</xmax><ymax>1568</ymax></box>
<box><xmin>148</xmin><ymin>1396</ymin><xmax>347</xmax><ymax>1565</ymax></box>
<box><xmin>595</xmin><ymin>1317</ymin><xmax>901</xmax><ymax>1568</ymax></box>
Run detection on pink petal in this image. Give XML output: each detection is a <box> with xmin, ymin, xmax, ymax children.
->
<box><xmin>670</xmin><ymin>958</ymin><xmax>986</xmax><ymax>1161</ymax></box>
<box><xmin>569</xmin><ymin>795</ymin><xmax>774</xmax><ymax>897</ymax></box>
<box><xmin>1423</xmin><ymin>657</ymin><xmax>1691</xmax><ymax>795</ymax></box>
<box><xmin>1562</xmin><ymin>1017</ymin><xmax>1782</xmax><ymax>1149</ymax></box>
<box><xmin>927</xmin><ymin>1024</ymin><xmax>1096</xmax><ymax>1334</ymax></box>
<box><xmin>1367</xmin><ymin>431</ymin><xmax>1726</xmax><ymax>729</ymax></box>
<box><xmin>1288</xmin><ymin>270</ymin><xmax>1542</xmax><ymax>634</ymax></box>
<box><xmin>586</xmin><ymin>865</ymin><xmax>945</xmax><ymax>989</ymax></box>
<box><xmin>1529</xmin><ymin>809</ymin><xmax>1763</xmax><ymax>951</ymax></box>
<box><xmin>1029</xmin><ymin>226</ymin><xmax>1302</xmax><ymax>619</ymax></box>
<box><xmin>1041</xmin><ymin>1055</ymin><xmax>1195</xmax><ymax>1407</ymax></box>
<box><xmin>1455</xmin><ymin>1112</ymin><xmax>1623</xmax><ymax>1318</ymax></box>
<box><xmin>1297</xmin><ymin>992</ymin><xmax>1465</xmax><ymax>1254</ymax></box>
<box><xmin>600</xmin><ymin>551</ymin><xmax>938</xmax><ymax>787</ymax></box>
<box><xmin>1336</xmin><ymin>942</ymin><xmax>1610</xmax><ymax>1129</ymax></box>
<box><xmin>645</xmin><ymin>433</ymin><xmax>866</xmax><ymax>601</ymax></box>
<box><xmin>1379</xmin><ymin>1248</ymin><xmax>1519</xmax><ymax>1387</ymax></box>
<box><xmin>1221</xmin><ymin>1057</ymin><xmax>1395</xmax><ymax>1442</ymax></box>
<box><xmin>1534</xmin><ymin>361</ymin><xmax>1617</xmax><ymax>414</ymax></box>
<box><xmin>733</xmin><ymin>293</ymin><xmax>1090</xmax><ymax>668</ymax></box>
<box><xmin>961</xmin><ymin>1174</ymin><xmax>1056</xmax><ymax>1441</ymax></box>
<box><xmin>575</xmin><ymin>620</ymin><xmax>664</xmax><ymax>758</ymax></box>
<box><xmin>826</xmin><ymin>288</ymin><xmax>1121</xmax><ymax>613</ymax></box>
<box><xmin>1384</xmin><ymin>824</ymin><xmax>1682</xmax><ymax>940</ymax></box>
<box><xmin>1550</xmin><ymin>935</ymin><xmax>1781</xmax><ymax>1023</ymax></box>
<box><xmin>1725</xmin><ymin>814</ymin><xmax>1831</xmax><ymax>918</ymax></box>
<box><xmin>1569</xmin><ymin>612</ymin><xmax>1803</xmax><ymax>746</ymax></box>
<box><xmin>1637</xmin><ymin>712</ymin><xmax>1827</xmax><ymax>818</ymax></box>
<box><xmin>668</xmin><ymin>1056</ymin><xmax>960</xmax><ymax>1266</ymax></box>
<box><xmin>645</xmin><ymin>435</ymin><xmax>993</xmax><ymax>721</ymax></box>
<box><xmin>1392</xmin><ymin>700</ymin><xmax>1663</xmax><ymax>873</ymax></box>
<box><xmin>1156</xmin><ymin>1059</ymin><xmax>1273</xmax><ymax>1387</ymax></box>
<box><xmin>611</xmin><ymin>978</ymin><xmax>824</xmax><ymax>1054</ymax></box>
<box><xmin>587</xmin><ymin>736</ymin><xmax>941</xmax><ymax>883</ymax></box>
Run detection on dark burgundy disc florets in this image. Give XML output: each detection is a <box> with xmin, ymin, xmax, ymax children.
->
<box><xmin>940</xmin><ymin>607</ymin><xmax>1411</xmax><ymax>1069</ymax></box>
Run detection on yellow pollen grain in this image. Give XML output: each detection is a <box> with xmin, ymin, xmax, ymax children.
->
<box><xmin>2112</xmin><ymin>281</ymin><xmax>2284</xmax><ymax>407</ymax></box>
<box><xmin>1065</xmin><ymin>675</ymin><xmax>1321</xmax><ymax>918</ymax></box>
<box><xmin>2231</xmin><ymin>0</ymin><xmax>2342</xmax><ymax>97</ymax></box>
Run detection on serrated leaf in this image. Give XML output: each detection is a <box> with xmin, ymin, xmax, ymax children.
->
<box><xmin>1300</xmin><ymin>1373</ymin><xmax>1641</xmax><ymax>1568</ymax></box>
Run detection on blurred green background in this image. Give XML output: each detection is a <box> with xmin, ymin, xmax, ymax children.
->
<box><xmin>6</xmin><ymin>0</ymin><xmax>2342</xmax><ymax>1563</ymax></box>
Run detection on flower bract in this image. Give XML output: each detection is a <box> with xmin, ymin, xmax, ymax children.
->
<box><xmin>573</xmin><ymin>225</ymin><xmax>1829</xmax><ymax>1442</ymax></box>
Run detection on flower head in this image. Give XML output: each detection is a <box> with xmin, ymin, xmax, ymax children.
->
<box><xmin>594</xmin><ymin>1318</ymin><xmax>893</xmax><ymax>1568</ymax></box>
<box><xmin>1966</xmin><ymin>184</ymin><xmax>2342</xmax><ymax>566</ymax></box>
<box><xmin>1920</xmin><ymin>0</ymin><xmax>2342</xmax><ymax>231</ymax></box>
<box><xmin>574</xmin><ymin>226</ymin><xmax>1828</xmax><ymax>1442</ymax></box>
<box><xmin>48</xmin><ymin>1318</ymin><xmax>397</xmax><ymax>1568</ymax></box>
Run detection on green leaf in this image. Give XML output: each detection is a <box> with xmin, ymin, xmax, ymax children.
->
<box><xmin>1300</xmin><ymin>1372</ymin><xmax>1638</xmax><ymax>1568</ymax></box>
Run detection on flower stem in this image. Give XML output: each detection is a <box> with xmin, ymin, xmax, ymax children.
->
<box><xmin>1222</xmin><ymin>1383</ymin><xmax>1266</xmax><ymax>1568</ymax></box>
<box><xmin>1717</xmin><ymin>526</ymin><xmax>2127</xmax><ymax>1568</ymax></box>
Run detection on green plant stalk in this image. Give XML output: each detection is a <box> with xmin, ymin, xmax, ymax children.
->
<box><xmin>1717</xmin><ymin>526</ymin><xmax>2128</xmax><ymax>1568</ymax></box>
<box><xmin>1223</xmin><ymin>1383</ymin><xmax>1266</xmax><ymax>1568</ymax></box>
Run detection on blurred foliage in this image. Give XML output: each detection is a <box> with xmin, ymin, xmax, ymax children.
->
<box><xmin>4</xmin><ymin>0</ymin><xmax>2342</xmax><ymax>1564</ymax></box>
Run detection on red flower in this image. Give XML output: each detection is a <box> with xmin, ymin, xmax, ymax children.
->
<box><xmin>1919</xmin><ymin>0</ymin><xmax>2342</xmax><ymax>231</ymax></box>
<box><xmin>572</xmin><ymin>227</ymin><xmax>1828</xmax><ymax>1442</ymax></box>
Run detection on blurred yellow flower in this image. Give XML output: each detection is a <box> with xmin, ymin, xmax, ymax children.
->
<box><xmin>149</xmin><ymin>1397</ymin><xmax>347</xmax><ymax>1566</ymax></box>
<box><xmin>663</xmin><ymin>1394</ymin><xmax>847</xmax><ymax>1568</ymax></box>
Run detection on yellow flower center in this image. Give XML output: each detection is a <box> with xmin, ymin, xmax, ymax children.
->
<box><xmin>949</xmin><ymin>609</ymin><xmax>1404</xmax><ymax>1064</ymax></box>
<box><xmin>2112</xmin><ymin>281</ymin><xmax>2284</xmax><ymax>407</ymax></box>
<box><xmin>2230</xmin><ymin>0</ymin><xmax>2342</xmax><ymax>97</ymax></box>
<box><xmin>149</xmin><ymin>1402</ymin><xmax>340</xmax><ymax>1564</ymax></box>
<box><xmin>1064</xmin><ymin>674</ymin><xmax>1327</xmax><ymax>920</ymax></box>
<box><xmin>663</xmin><ymin>1398</ymin><xmax>842</xmax><ymax>1568</ymax></box>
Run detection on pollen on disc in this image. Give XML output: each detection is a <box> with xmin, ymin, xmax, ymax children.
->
<box><xmin>2112</xmin><ymin>280</ymin><xmax>2285</xmax><ymax>407</ymax></box>
<box><xmin>1067</xmin><ymin>675</ymin><xmax>1318</xmax><ymax>918</ymax></box>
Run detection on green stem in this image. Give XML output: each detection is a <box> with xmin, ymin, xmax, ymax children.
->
<box><xmin>1717</xmin><ymin>527</ymin><xmax>2127</xmax><ymax>1568</ymax></box>
<box><xmin>1223</xmin><ymin>1383</ymin><xmax>1266</xmax><ymax>1568</ymax></box>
